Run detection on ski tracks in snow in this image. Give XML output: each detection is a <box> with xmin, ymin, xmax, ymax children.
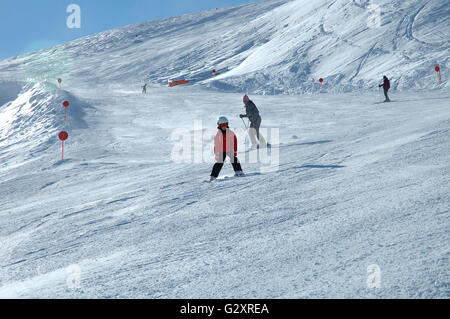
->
<box><xmin>350</xmin><ymin>42</ymin><xmax>378</xmax><ymax>82</ymax></box>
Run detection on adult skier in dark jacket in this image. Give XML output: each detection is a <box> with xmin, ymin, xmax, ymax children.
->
<box><xmin>239</xmin><ymin>95</ymin><xmax>268</xmax><ymax>149</ymax></box>
<box><xmin>379</xmin><ymin>76</ymin><xmax>391</xmax><ymax>102</ymax></box>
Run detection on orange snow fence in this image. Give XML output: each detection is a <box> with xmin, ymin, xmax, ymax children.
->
<box><xmin>168</xmin><ymin>80</ymin><xmax>190</xmax><ymax>87</ymax></box>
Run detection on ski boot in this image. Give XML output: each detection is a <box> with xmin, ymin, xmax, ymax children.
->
<box><xmin>234</xmin><ymin>170</ymin><xmax>245</xmax><ymax>177</ymax></box>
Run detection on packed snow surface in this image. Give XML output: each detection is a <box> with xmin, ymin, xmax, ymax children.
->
<box><xmin>0</xmin><ymin>0</ymin><xmax>448</xmax><ymax>298</ymax></box>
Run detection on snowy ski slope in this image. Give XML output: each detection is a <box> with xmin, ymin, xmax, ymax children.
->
<box><xmin>0</xmin><ymin>0</ymin><xmax>449</xmax><ymax>298</ymax></box>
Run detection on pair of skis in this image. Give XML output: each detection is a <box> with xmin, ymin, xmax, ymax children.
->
<box><xmin>205</xmin><ymin>172</ymin><xmax>261</xmax><ymax>183</ymax></box>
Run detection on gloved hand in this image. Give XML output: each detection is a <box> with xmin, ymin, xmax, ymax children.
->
<box><xmin>239</xmin><ymin>114</ymin><xmax>245</xmax><ymax>118</ymax></box>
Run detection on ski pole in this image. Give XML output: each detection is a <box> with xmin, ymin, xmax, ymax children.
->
<box><xmin>241</xmin><ymin>117</ymin><xmax>248</xmax><ymax>130</ymax></box>
<box><xmin>241</xmin><ymin>118</ymin><xmax>251</xmax><ymax>148</ymax></box>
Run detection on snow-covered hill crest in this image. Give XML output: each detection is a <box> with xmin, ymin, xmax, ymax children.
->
<box><xmin>0</xmin><ymin>0</ymin><xmax>448</xmax><ymax>94</ymax></box>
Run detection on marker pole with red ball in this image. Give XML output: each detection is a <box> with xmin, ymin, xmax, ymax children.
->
<box><xmin>59</xmin><ymin>131</ymin><xmax>69</xmax><ymax>160</ymax></box>
<box><xmin>58</xmin><ymin>78</ymin><xmax>62</xmax><ymax>95</ymax></box>
<box><xmin>435</xmin><ymin>65</ymin><xmax>441</xmax><ymax>84</ymax></box>
<box><xmin>319</xmin><ymin>78</ymin><xmax>324</xmax><ymax>90</ymax></box>
<box><xmin>63</xmin><ymin>101</ymin><xmax>70</xmax><ymax>121</ymax></box>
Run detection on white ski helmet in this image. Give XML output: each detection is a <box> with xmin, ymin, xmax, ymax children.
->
<box><xmin>217</xmin><ymin>116</ymin><xmax>229</xmax><ymax>125</ymax></box>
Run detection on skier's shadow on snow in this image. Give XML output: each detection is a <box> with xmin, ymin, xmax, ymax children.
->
<box><xmin>277</xmin><ymin>163</ymin><xmax>345</xmax><ymax>174</ymax></box>
<box><xmin>282</xmin><ymin>139</ymin><xmax>333</xmax><ymax>148</ymax></box>
<box><xmin>293</xmin><ymin>164</ymin><xmax>345</xmax><ymax>169</ymax></box>
<box><xmin>394</xmin><ymin>96</ymin><xmax>450</xmax><ymax>103</ymax></box>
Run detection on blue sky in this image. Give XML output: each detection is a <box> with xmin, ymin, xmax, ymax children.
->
<box><xmin>0</xmin><ymin>0</ymin><xmax>259</xmax><ymax>60</ymax></box>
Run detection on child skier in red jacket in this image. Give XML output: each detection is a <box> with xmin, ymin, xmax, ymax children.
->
<box><xmin>209</xmin><ymin>116</ymin><xmax>244</xmax><ymax>182</ymax></box>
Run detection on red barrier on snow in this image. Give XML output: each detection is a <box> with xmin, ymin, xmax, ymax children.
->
<box><xmin>58</xmin><ymin>131</ymin><xmax>69</xmax><ymax>160</ymax></box>
<box><xmin>168</xmin><ymin>80</ymin><xmax>190</xmax><ymax>87</ymax></box>
<box><xmin>62</xmin><ymin>101</ymin><xmax>70</xmax><ymax>121</ymax></box>
<box><xmin>435</xmin><ymin>65</ymin><xmax>441</xmax><ymax>84</ymax></box>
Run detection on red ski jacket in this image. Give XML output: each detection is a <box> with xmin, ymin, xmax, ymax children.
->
<box><xmin>214</xmin><ymin>128</ymin><xmax>237</xmax><ymax>160</ymax></box>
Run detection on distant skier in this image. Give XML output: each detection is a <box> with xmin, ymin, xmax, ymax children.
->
<box><xmin>239</xmin><ymin>94</ymin><xmax>269</xmax><ymax>149</ymax></box>
<box><xmin>379</xmin><ymin>76</ymin><xmax>391</xmax><ymax>102</ymax></box>
<box><xmin>142</xmin><ymin>83</ymin><xmax>147</xmax><ymax>94</ymax></box>
<box><xmin>209</xmin><ymin>117</ymin><xmax>244</xmax><ymax>182</ymax></box>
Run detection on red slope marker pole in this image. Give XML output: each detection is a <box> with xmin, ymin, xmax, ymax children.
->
<box><xmin>58</xmin><ymin>78</ymin><xmax>62</xmax><ymax>95</ymax></box>
<box><xmin>435</xmin><ymin>65</ymin><xmax>441</xmax><ymax>84</ymax></box>
<box><xmin>63</xmin><ymin>101</ymin><xmax>70</xmax><ymax>121</ymax></box>
<box><xmin>59</xmin><ymin>131</ymin><xmax>69</xmax><ymax>160</ymax></box>
<box><xmin>319</xmin><ymin>78</ymin><xmax>324</xmax><ymax>90</ymax></box>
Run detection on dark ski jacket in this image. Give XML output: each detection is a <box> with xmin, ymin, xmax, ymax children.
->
<box><xmin>380</xmin><ymin>77</ymin><xmax>390</xmax><ymax>90</ymax></box>
<box><xmin>241</xmin><ymin>100</ymin><xmax>260</xmax><ymax>123</ymax></box>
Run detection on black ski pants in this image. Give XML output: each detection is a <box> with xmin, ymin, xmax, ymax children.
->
<box><xmin>383</xmin><ymin>88</ymin><xmax>390</xmax><ymax>101</ymax></box>
<box><xmin>211</xmin><ymin>152</ymin><xmax>242</xmax><ymax>178</ymax></box>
